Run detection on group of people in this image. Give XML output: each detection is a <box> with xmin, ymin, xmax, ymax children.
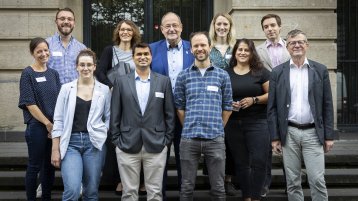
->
<box><xmin>18</xmin><ymin>7</ymin><xmax>334</xmax><ymax>201</ymax></box>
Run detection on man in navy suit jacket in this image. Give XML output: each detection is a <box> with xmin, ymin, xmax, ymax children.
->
<box><xmin>150</xmin><ymin>12</ymin><xmax>194</xmax><ymax>199</ymax></box>
<box><xmin>267</xmin><ymin>29</ymin><xmax>334</xmax><ymax>201</ymax></box>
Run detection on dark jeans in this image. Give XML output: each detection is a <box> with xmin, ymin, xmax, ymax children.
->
<box><xmin>180</xmin><ymin>136</ymin><xmax>226</xmax><ymax>201</ymax></box>
<box><xmin>25</xmin><ymin>122</ymin><xmax>55</xmax><ymax>201</ymax></box>
<box><xmin>225</xmin><ymin>118</ymin><xmax>269</xmax><ymax>200</ymax></box>
<box><xmin>163</xmin><ymin>119</ymin><xmax>182</xmax><ymax>201</ymax></box>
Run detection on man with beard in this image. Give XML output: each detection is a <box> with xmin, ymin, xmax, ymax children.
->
<box><xmin>174</xmin><ymin>32</ymin><xmax>232</xmax><ymax>201</ymax></box>
<box><xmin>47</xmin><ymin>7</ymin><xmax>86</xmax><ymax>84</ymax></box>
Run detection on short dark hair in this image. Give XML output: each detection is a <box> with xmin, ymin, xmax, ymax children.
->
<box><xmin>29</xmin><ymin>37</ymin><xmax>49</xmax><ymax>54</ymax></box>
<box><xmin>76</xmin><ymin>49</ymin><xmax>97</xmax><ymax>65</ymax></box>
<box><xmin>55</xmin><ymin>7</ymin><xmax>75</xmax><ymax>21</ymax></box>
<box><xmin>132</xmin><ymin>43</ymin><xmax>152</xmax><ymax>56</ymax></box>
<box><xmin>260</xmin><ymin>14</ymin><xmax>281</xmax><ymax>30</ymax></box>
<box><xmin>189</xmin><ymin>31</ymin><xmax>211</xmax><ymax>47</ymax></box>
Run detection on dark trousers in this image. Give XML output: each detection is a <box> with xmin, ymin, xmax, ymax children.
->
<box><xmin>25</xmin><ymin>122</ymin><xmax>55</xmax><ymax>201</ymax></box>
<box><xmin>226</xmin><ymin>118</ymin><xmax>270</xmax><ymax>200</ymax></box>
<box><xmin>163</xmin><ymin>118</ymin><xmax>182</xmax><ymax>201</ymax></box>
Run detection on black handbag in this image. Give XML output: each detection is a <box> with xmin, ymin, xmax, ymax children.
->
<box><xmin>106</xmin><ymin>47</ymin><xmax>132</xmax><ymax>85</ymax></box>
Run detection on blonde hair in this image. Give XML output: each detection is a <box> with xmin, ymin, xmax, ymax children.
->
<box><xmin>209</xmin><ymin>13</ymin><xmax>236</xmax><ymax>48</ymax></box>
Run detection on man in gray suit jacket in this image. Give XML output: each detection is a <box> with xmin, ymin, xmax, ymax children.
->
<box><xmin>256</xmin><ymin>14</ymin><xmax>290</xmax><ymax>71</ymax></box>
<box><xmin>110</xmin><ymin>43</ymin><xmax>175</xmax><ymax>201</ymax></box>
<box><xmin>267</xmin><ymin>29</ymin><xmax>334</xmax><ymax>201</ymax></box>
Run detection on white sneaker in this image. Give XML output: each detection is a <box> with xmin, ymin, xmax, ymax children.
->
<box><xmin>80</xmin><ymin>184</ymin><xmax>83</xmax><ymax>196</ymax></box>
<box><xmin>36</xmin><ymin>184</ymin><xmax>42</xmax><ymax>198</ymax></box>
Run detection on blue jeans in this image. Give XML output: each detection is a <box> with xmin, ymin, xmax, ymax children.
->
<box><xmin>25</xmin><ymin>122</ymin><xmax>55</xmax><ymax>201</ymax></box>
<box><xmin>61</xmin><ymin>132</ymin><xmax>106</xmax><ymax>201</ymax></box>
<box><xmin>225</xmin><ymin>118</ymin><xmax>269</xmax><ymax>200</ymax></box>
<box><xmin>180</xmin><ymin>136</ymin><xmax>226</xmax><ymax>201</ymax></box>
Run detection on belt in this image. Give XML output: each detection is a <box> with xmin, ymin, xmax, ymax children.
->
<box><xmin>288</xmin><ymin>121</ymin><xmax>315</xmax><ymax>130</ymax></box>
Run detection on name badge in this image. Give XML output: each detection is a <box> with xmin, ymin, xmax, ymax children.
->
<box><xmin>225</xmin><ymin>54</ymin><xmax>232</xmax><ymax>60</ymax></box>
<box><xmin>155</xmin><ymin>92</ymin><xmax>164</xmax><ymax>98</ymax></box>
<box><xmin>52</xmin><ymin>51</ymin><xmax>63</xmax><ymax>57</ymax></box>
<box><xmin>207</xmin><ymin>85</ymin><xmax>218</xmax><ymax>92</ymax></box>
<box><xmin>36</xmin><ymin>76</ymin><xmax>47</xmax><ymax>82</ymax></box>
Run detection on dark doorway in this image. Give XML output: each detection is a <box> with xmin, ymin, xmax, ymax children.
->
<box><xmin>337</xmin><ymin>0</ymin><xmax>358</xmax><ymax>129</ymax></box>
<box><xmin>84</xmin><ymin>0</ymin><xmax>213</xmax><ymax>58</ymax></box>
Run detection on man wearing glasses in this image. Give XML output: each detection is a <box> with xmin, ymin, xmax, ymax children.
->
<box><xmin>267</xmin><ymin>29</ymin><xmax>334</xmax><ymax>201</ymax></box>
<box><xmin>150</xmin><ymin>12</ymin><xmax>194</xmax><ymax>200</ymax></box>
<box><xmin>47</xmin><ymin>7</ymin><xmax>86</xmax><ymax>84</ymax></box>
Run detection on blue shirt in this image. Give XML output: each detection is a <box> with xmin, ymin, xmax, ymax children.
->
<box><xmin>18</xmin><ymin>66</ymin><xmax>61</xmax><ymax>124</ymax></box>
<box><xmin>46</xmin><ymin>33</ymin><xmax>86</xmax><ymax>84</ymax></box>
<box><xmin>135</xmin><ymin>71</ymin><xmax>151</xmax><ymax>115</ymax></box>
<box><xmin>174</xmin><ymin>65</ymin><xmax>233</xmax><ymax>139</ymax></box>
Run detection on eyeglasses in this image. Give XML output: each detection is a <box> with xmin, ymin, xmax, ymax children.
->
<box><xmin>119</xmin><ymin>28</ymin><xmax>133</xmax><ymax>32</ymax></box>
<box><xmin>78</xmin><ymin>63</ymin><xmax>94</xmax><ymax>68</ymax></box>
<box><xmin>57</xmin><ymin>17</ymin><xmax>74</xmax><ymax>22</ymax></box>
<box><xmin>162</xmin><ymin>24</ymin><xmax>180</xmax><ymax>30</ymax></box>
<box><xmin>287</xmin><ymin>40</ymin><xmax>307</xmax><ymax>47</ymax></box>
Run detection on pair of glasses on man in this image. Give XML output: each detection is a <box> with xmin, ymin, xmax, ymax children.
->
<box><xmin>287</xmin><ymin>40</ymin><xmax>307</xmax><ymax>47</ymax></box>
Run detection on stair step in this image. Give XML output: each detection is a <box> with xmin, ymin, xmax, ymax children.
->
<box><xmin>0</xmin><ymin>188</ymin><xmax>358</xmax><ymax>201</ymax></box>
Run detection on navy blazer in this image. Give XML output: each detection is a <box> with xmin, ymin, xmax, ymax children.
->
<box><xmin>149</xmin><ymin>39</ymin><xmax>194</xmax><ymax>76</ymax></box>
<box><xmin>267</xmin><ymin>59</ymin><xmax>334</xmax><ymax>145</ymax></box>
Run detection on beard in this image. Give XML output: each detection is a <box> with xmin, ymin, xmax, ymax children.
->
<box><xmin>57</xmin><ymin>24</ymin><xmax>74</xmax><ymax>36</ymax></box>
<box><xmin>194</xmin><ymin>51</ymin><xmax>209</xmax><ymax>62</ymax></box>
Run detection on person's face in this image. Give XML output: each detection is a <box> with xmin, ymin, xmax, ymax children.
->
<box><xmin>32</xmin><ymin>42</ymin><xmax>50</xmax><ymax>64</ymax></box>
<box><xmin>118</xmin><ymin>22</ymin><xmax>133</xmax><ymax>43</ymax></box>
<box><xmin>262</xmin><ymin>17</ymin><xmax>281</xmax><ymax>41</ymax></box>
<box><xmin>191</xmin><ymin>34</ymin><xmax>211</xmax><ymax>62</ymax></box>
<box><xmin>133</xmin><ymin>47</ymin><xmax>152</xmax><ymax>70</ymax></box>
<box><xmin>235</xmin><ymin>42</ymin><xmax>251</xmax><ymax>65</ymax></box>
<box><xmin>286</xmin><ymin>34</ymin><xmax>309</xmax><ymax>59</ymax></box>
<box><xmin>76</xmin><ymin>56</ymin><xmax>96</xmax><ymax>79</ymax></box>
<box><xmin>214</xmin><ymin>16</ymin><xmax>230</xmax><ymax>38</ymax></box>
<box><xmin>160</xmin><ymin>14</ymin><xmax>182</xmax><ymax>44</ymax></box>
<box><xmin>56</xmin><ymin>11</ymin><xmax>75</xmax><ymax>36</ymax></box>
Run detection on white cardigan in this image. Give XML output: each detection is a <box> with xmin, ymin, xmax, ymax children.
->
<box><xmin>52</xmin><ymin>79</ymin><xmax>111</xmax><ymax>159</ymax></box>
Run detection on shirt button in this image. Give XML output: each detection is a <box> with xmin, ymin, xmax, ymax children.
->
<box><xmin>287</xmin><ymin>104</ymin><xmax>290</xmax><ymax>107</ymax></box>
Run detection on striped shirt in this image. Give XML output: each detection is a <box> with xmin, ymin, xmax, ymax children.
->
<box><xmin>46</xmin><ymin>33</ymin><xmax>86</xmax><ymax>84</ymax></box>
<box><xmin>174</xmin><ymin>65</ymin><xmax>233</xmax><ymax>139</ymax></box>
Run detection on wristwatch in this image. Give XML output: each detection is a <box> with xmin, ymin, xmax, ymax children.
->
<box><xmin>253</xmin><ymin>97</ymin><xmax>259</xmax><ymax>104</ymax></box>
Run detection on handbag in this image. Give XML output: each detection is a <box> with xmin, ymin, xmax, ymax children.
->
<box><xmin>106</xmin><ymin>47</ymin><xmax>132</xmax><ymax>85</ymax></box>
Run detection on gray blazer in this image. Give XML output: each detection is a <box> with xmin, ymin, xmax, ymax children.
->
<box><xmin>267</xmin><ymin>60</ymin><xmax>334</xmax><ymax>145</ymax></box>
<box><xmin>256</xmin><ymin>40</ymin><xmax>291</xmax><ymax>71</ymax></box>
<box><xmin>110</xmin><ymin>71</ymin><xmax>175</xmax><ymax>154</ymax></box>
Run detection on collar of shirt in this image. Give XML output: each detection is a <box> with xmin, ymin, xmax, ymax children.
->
<box><xmin>166</xmin><ymin>40</ymin><xmax>183</xmax><ymax>51</ymax></box>
<box><xmin>55</xmin><ymin>32</ymin><xmax>73</xmax><ymax>46</ymax></box>
<box><xmin>265</xmin><ymin>38</ymin><xmax>285</xmax><ymax>48</ymax></box>
<box><xmin>289</xmin><ymin>58</ymin><xmax>310</xmax><ymax>69</ymax></box>
<box><xmin>135</xmin><ymin>70</ymin><xmax>151</xmax><ymax>82</ymax></box>
<box><xmin>190</xmin><ymin>65</ymin><xmax>215</xmax><ymax>71</ymax></box>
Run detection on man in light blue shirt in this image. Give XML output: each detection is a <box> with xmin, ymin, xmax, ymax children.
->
<box><xmin>110</xmin><ymin>43</ymin><xmax>175</xmax><ymax>201</ymax></box>
<box><xmin>46</xmin><ymin>7</ymin><xmax>86</xmax><ymax>84</ymax></box>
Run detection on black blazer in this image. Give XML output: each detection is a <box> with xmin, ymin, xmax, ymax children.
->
<box><xmin>267</xmin><ymin>59</ymin><xmax>334</xmax><ymax>145</ymax></box>
<box><xmin>110</xmin><ymin>71</ymin><xmax>175</xmax><ymax>154</ymax></box>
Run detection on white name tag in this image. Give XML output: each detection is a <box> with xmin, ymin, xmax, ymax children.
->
<box><xmin>52</xmin><ymin>51</ymin><xmax>63</xmax><ymax>57</ymax></box>
<box><xmin>225</xmin><ymin>54</ymin><xmax>232</xmax><ymax>60</ymax></box>
<box><xmin>36</xmin><ymin>76</ymin><xmax>47</xmax><ymax>82</ymax></box>
<box><xmin>207</xmin><ymin>85</ymin><xmax>218</xmax><ymax>92</ymax></box>
<box><xmin>155</xmin><ymin>92</ymin><xmax>164</xmax><ymax>98</ymax></box>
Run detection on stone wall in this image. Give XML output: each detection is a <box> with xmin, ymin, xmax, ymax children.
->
<box><xmin>0</xmin><ymin>0</ymin><xmax>83</xmax><ymax>133</ymax></box>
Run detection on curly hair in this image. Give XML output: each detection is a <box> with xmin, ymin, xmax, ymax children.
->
<box><xmin>229</xmin><ymin>38</ymin><xmax>264</xmax><ymax>76</ymax></box>
<box><xmin>112</xmin><ymin>20</ymin><xmax>141</xmax><ymax>48</ymax></box>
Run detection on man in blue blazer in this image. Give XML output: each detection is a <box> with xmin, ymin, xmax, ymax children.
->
<box><xmin>267</xmin><ymin>29</ymin><xmax>334</xmax><ymax>201</ymax></box>
<box><xmin>150</xmin><ymin>12</ymin><xmax>194</xmax><ymax>199</ymax></box>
